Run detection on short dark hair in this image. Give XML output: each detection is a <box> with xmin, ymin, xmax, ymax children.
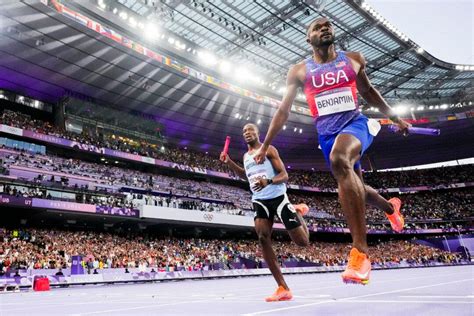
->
<box><xmin>306</xmin><ymin>16</ymin><xmax>330</xmax><ymax>36</ymax></box>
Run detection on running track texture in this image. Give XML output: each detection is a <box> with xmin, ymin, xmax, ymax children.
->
<box><xmin>1</xmin><ymin>265</ymin><xmax>472</xmax><ymax>315</ymax></box>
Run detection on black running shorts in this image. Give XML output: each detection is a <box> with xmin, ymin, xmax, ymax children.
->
<box><xmin>253</xmin><ymin>194</ymin><xmax>302</xmax><ymax>230</ymax></box>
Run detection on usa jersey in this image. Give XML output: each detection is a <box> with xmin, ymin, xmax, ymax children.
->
<box><xmin>303</xmin><ymin>51</ymin><xmax>360</xmax><ymax>135</ymax></box>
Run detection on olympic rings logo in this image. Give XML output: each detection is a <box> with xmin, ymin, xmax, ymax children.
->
<box><xmin>203</xmin><ymin>213</ymin><xmax>213</xmax><ymax>221</ymax></box>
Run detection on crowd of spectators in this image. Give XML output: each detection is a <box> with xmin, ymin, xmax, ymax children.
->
<box><xmin>288</xmin><ymin>164</ymin><xmax>474</xmax><ymax>190</ymax></box>
<box><xmin>1</xmin><ymin>149</ymin><xmax>472</xmax><ymax>224</ymax></box>
<box><xmin>1</xmin><ymin>150</ymin><xmax>254</xmax><ymax>211</ymax></box>
<box><xmin>1</xmin><ymin>110</ymin><xmax>233</xmax><ymax>174</ymax></box>
<box><xmin>290</xmin><ymin>189</ymin><xmax>473</xmax><ymax>221</ymax></box>
<box><xmin>0</xmin><ymin>227</ymin><xmax>463</xmax><ymax>272</ymax></box>
<box><xmin>2</xmin><ymin>110</ymin><xmax>473</xmax><ymax>190</ymax></box>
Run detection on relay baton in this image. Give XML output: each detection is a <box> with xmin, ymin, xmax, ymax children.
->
<box><xmin>388</xmin><ymin>125</ymin><xmax>440</xmax><ymax>136</ymax></box>
<box><xmin>222</xmin><ymin>136</ymin><xmax>231</xmax><ymax>155</ymax></box>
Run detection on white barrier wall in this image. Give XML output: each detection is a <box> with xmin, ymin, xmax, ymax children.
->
<box><xmin>139</xmin><ymin>205</ymin><xmax>256</xmax><ymax>228</ymax></box>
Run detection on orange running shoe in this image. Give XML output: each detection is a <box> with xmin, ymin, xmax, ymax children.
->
<box><xmin>341</xmin><ymin>248</ymin><xmax>371</xmax><ymax>285</ymax></box>
<box><xmin>293</xmin><ymin>203</ymin><xmax>309</xmax><ymax>216</ymax></box>
<box><xmin>386</xmin><ymin>197</ymin><xmax>404</xmax><ymax>233</ymax></box>
<box><xmin>265</xmin><ymin>286</ymin><xmax>293</xmax><ymax>302</ymax></box>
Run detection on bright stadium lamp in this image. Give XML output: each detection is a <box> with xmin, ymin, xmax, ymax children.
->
<box><xmin>98</xmin><ymin>0</ymin><xmax>106</xmax><ymax>9</ymax></box>
<box><xmin>129</xmin><ymin>17</ymin><xmax>137</xmax><ymax>28</ymax></box>
<box><xmin>218</xmin><ymin>61</ymin><xmax>231</xmax><ymax>73</ymax></box>
<box><xmin>119</xmin><ymin>11</ymin><xmax>128</xmax><ymax>20</ymax></box>
<box><xmin>144</xmin><ymin>23</ymin><xmax>160</xmax><ymax>41</ymax></box>
<box><xmin>198</xmin><ymin>51</ymin><xmax>218</xmax><ymax>66</ymax></box>
<box><xmin>393</xmin><ymin>105</ymin><xmax>407</xmax><ymax>115</ymax></box>
<box><xmin>235</xmin><ymin>67</ymin><xmax>250</xmax><ymax>81</ymax></box>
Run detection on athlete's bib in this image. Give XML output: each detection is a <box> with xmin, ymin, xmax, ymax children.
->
<box><xmin>248</xmin><ymin>169</ymin><xmax>268</xmax><ymax>191</ymax></box>
<box><xmin>315</xmin><ymin>87</ymin><xmax>356</xmax><ymax>116</ymax></box>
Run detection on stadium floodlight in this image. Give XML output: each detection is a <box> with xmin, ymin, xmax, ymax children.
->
<box><xmin>470</xmin><ymin>66</ymin><xmax>474</xmax><ymax>71</ymax></box>
<box><xmin>234</xmin><ymin>113</ymin><xmax>240</xmax><ymax>118</ymax></box>
<box><xmin>112</xmin><ymin>7</ymin><xmax>118</xmax><ymax>14</ymax></box>
<box><xmin>129</xmin><ymin>17</ymin><xmax>137</xmax><ymax>28</ymax></box>
<box><xmin>257</xmin><ymin>119</ymin><xmax>262</xmax><ymax>125</ymax></box>
<box><xmin>417</xmin><ymin>106</ymin><xmax>424</xmax><ymax>111</ymax></box>
<box><xmin>299</xmin><ymin>129</ymin><xmax>302</xmax><ymax>134</ymax></box>
<box><xmin>455</xmin><ymin>65</ymin><xmax>462</xmax><ymax>70</ymax></box>
<box><xmin>218</xmin><ymin>61</ymin><xmax>231</xmax><ymax>74</ymax></box>
<box><xmin>98</xmin><ymin>0</ymin><xmax>106</xmax><ymax>9</ymax></box>
<box><xmin>168</xmin><ymin>37</ymin><xmax>175</xmax><ymax>44</ymax></box>
<box><xmin>428</xmin><ymin>105</ymin><xmax>434</xmax><ymax>110</ymax></box>
<box><xmin>416</xmin><ymin>47</ymin><xmax>424</xmax><ymax>54</ymax></box>
<box><xmin>144</xmin><ymin>23</ymin><xmax>160</xmax><ymax>41</ymax></box>
<box><xmin>440</xmin><ymin>104</ymin><xmax>448</xmax><ymax>109</ymax></box>
<box><xmin>235</xmin><ymin>67</ymin><xmax>250</xmax><ymax>81</ymax></box>
<box><xmin>251</xmin><ymin>76</ymin><xmax>264</xmax><ymax>86</ymax></box>
<box><xmin>393</xmin><ymin>105</ymin><xmax>407</xmax><ymax>115</ymax></box>
<box><xmin>283</xmin><ymin>125</ymin><xmax>287</xmax><ymax>130</ymax></box>
<box><xmin>119</xmin><ymin>11</ymin><xmax>128</xmax><ymax>20</ymax></box>
<box><xmin>293</xmin><ymin>127</ymin><xmax>297</xmax><ymax>132</ymax></box>
<box><xmin>199</xmin><ymin>51</ymin><xmax>218</xmax><ymax>66</ymax></box>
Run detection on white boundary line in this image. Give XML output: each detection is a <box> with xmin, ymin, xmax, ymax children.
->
<box><xmin>399</xmin><ymin>295</ymin><xmax>474</xmax><ymax>299</ymax></box>
<box><xmin>333</xmin><ymin>299</ymin><xmax>474</xmax><ymax>304</ymax></box>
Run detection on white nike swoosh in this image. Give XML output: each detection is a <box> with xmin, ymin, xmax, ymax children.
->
<box><xmin>354</xmin><ymin>271</ymin><xmax>369</xmax><ymax>279</ymax></box>
<box><xmin>310</xmin><ymin>68</ymin><xmax>319</xmax><ymax>72</ymax></box>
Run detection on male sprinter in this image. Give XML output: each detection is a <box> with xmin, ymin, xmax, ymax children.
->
<box><xmin>220</xmin><ymin>123</ymin><xmax>310</xmax><ymax>301</ymax></box>
<box><xmin>253</xmin><ymin>17</ymin><xmax>409</xmax><ymax>285</ymax></box>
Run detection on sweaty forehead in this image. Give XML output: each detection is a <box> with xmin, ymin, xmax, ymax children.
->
<box><xmin>308</xmin><ymin>18</ymin><xmax>330</xmax><ymax>31</ymax></box>
<box><xmin>243</xmin><ymin>124</ymin><xmax>258</xmax><ymax>132</ymax></box>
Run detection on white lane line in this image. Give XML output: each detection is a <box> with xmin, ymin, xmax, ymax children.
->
<box><xmin>293</xmin><ymin>295</ymin><xmax>332</xmax><ymax>298</ymax></box>
<box><xmin>242</xmin><ymin>278</ymin><xmax>474</xmax><ymax>315</ymax></box>
<box><xmin>0</xmin><ymin>298</ymin><xmax>164</xmax><ymax>312</ymax></box>
<box><xmin>399</xmin><ymin>295</ymin><xmax>474</xmax><ymax>299</ymax></box>
<box><xmin>335</xmin><ymin>299</ymin><xmax>474</xmax><ymax>304</ymax></box>
<box><xmin>69</xmin><ymin>297</ymin><xmax>226</xmax><ymax>316</ymax></box>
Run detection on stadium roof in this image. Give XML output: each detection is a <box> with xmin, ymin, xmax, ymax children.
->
<box><xmin>113</xmin><ymin>0</ymin><xmax>474</xmax><ymax>102</ymax></box>
<box><xmin>0</xmin><ymin>0</ymin><xmax>472</xmax><ymax>169</ymax></box>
